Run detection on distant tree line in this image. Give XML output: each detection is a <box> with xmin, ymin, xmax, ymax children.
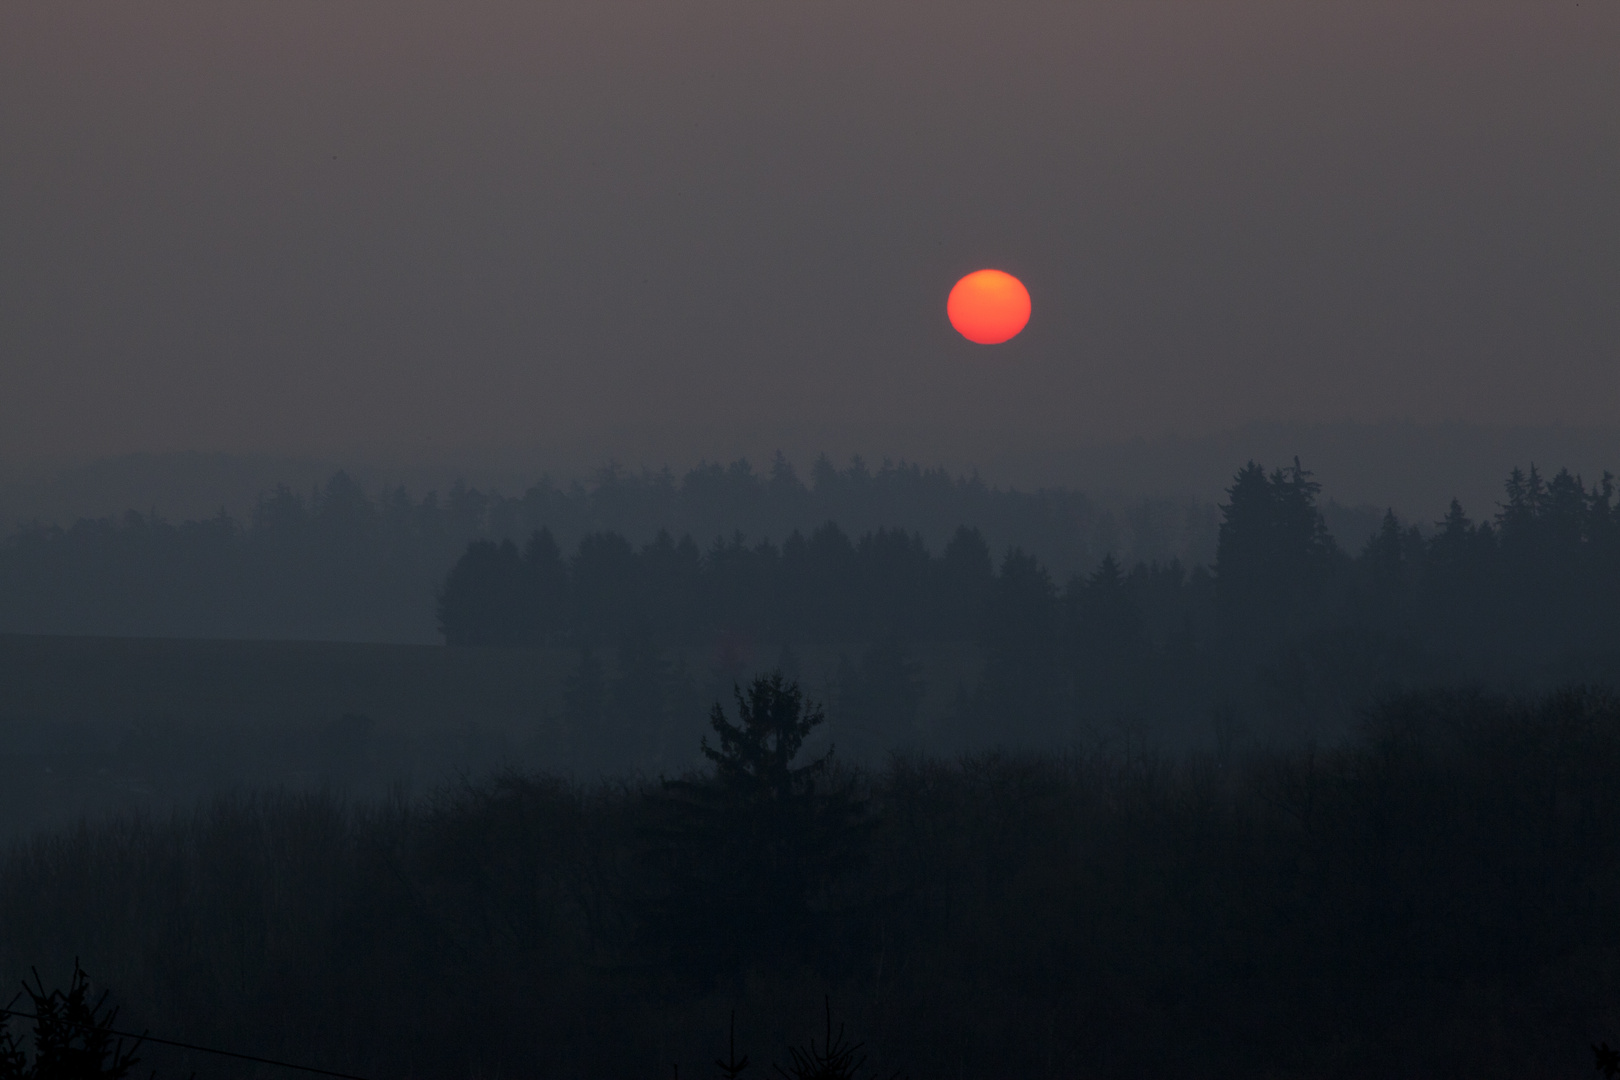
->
<box><xmin>441</xmin><ymin>459</ymin><xmax>1620</xmax><ymax>658</ymax></box>
<box><xmin>0</xmin><ymin>455</ymin><xmax>1213</xmax><ymax>643</ymax></box>
<box><xmin>437</xmin><ymin>522</ymin><xmax>1020</xmax><ymax>647</ymax></box>
<box><xmin>439</xmin><ymin>459</ymin><xmax>1620</xmax><ymax>751</ymax></box>
<box><xmin>1213</xmin><ymin>459</ymin><xmax>1620</xmax><ymax>655</ymax></box>
<box><xmin>6</xmin><ymin>451</ymin><xmax>1617</xmax><ymax>755</ymax></box>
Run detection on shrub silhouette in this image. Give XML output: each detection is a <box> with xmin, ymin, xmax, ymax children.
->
<box><xmin>0</xmin><ymin>962</ymin><xmax>144</xmax><ymax>1080</ymax></box>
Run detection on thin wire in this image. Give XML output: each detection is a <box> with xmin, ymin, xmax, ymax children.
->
<box><xmin>0</xmin><ymin>1008</ymin><xmax>373</xmax><ymax>1080</ymax></box>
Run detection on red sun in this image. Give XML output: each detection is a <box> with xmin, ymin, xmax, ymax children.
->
<box><xmin>947</xmin><ymin>269</ymin><xmax>1031</xmax><ymax>344</ymax></box>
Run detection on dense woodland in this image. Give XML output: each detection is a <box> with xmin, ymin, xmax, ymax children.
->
<box><xmin>436</xmin><ymin>460</ymin><xmax>1620</xmax><ymax>757</ymax></box>
<box><xmin>441</xmin><ymin>459</ymin><xmax>1620</xmax><ymax>655</ymax></box>
<box><xmin>1</xmin><ymin>456</ymin><xmax>1615</xmax><ymax>769</ymax></box>
<box><xmin>0</xmin><ymin>456</ymin><xmax>1216</xmax><ymax>643</ymax></box>
<box><xmin>2</xmin><ymin>459</ymin><xmax>1620</xmax><ymax>1076</ymax></box>
<box><xmin>4</xmin><ymin>681</ymin><xmax>1619</xmax><ymax>1078</ymax></box>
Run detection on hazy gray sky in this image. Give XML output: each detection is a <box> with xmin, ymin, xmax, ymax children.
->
<box><xmin>3</xmin><ymin>0</ymin><xmax>1617</xmax><ymax>471</ymax></box>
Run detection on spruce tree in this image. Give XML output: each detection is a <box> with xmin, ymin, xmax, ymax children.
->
<box><xmin>644</xmin><ymin>674</ymin><xmax>866</xmax><ymax>980</ymax></box>
<box><xmin>0</xmin><ymin>963</ymin><xmax>145</xmax><ymax>1080</ymax></box>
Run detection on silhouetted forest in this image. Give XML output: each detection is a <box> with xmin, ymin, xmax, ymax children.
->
<box><xmin>443</xmin><ymin>459</ymin><xmax>1620</xmax><ymax>654</ymax></box>
<box><xmin>4</xmin><ymin>680</ymin><xmax>1619</xmax><ymax>1078</ymax></box>
<box><xmin>436</xmin><ymin>460</ymin><xmax>1620</xmax><ymax>756</ymax></box>
<box><xmin>3</xmin><ymin>458</ymin><xmax>1617</xmax><ymax>800</ymax></box>
<box><xmin>0</xmin><ymin>456</ymin><xmax>1217</xmax><ymax>642</ymax></box>
<box><xmin>6</xmin><ymin>460</ymin><xmax>1620</xmax><ymax>1076</ymax></box>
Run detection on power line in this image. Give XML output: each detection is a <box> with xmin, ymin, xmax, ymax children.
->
<box><xmin>0</xmin><ymin>1008</ymin><xmax>372</xmax><ymax>1080</ymax></box>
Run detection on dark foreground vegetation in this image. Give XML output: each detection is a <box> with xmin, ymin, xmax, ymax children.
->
<box><xmin>0</xmin><ymin>963</ymin><xmax>145</xmax><ymax>1080</ymax></box>
<box><xmin>5</xmin><ymin>679</ymin><xmax>1620</xmax><ymax>1079</ymax></box>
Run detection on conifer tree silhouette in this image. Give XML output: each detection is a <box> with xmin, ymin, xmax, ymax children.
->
<box><xmin>645</xmin><ymin>674</ymin><xmax>866</xmax><ymax>978</ymax></box>
<box><xmin>0</xmin><ymin>962</ymin><xmax>145</xmax><ymax>1080</ymax></box>
<box><xmin>714</xmin><ymin>1011</ymin><xmax>749</xmax><ymax>1079</ymax></box>
<box><xmin>0</xmin><ymin>1020</ymin><xmax>24</xmax><ymax>1080</ymax></box>
<box><xmin>701</xmin><ymin>673</ymin><xmax>831</xmax><ymax>804</ymax></box>
<box><xmin>1594</xmin><ymin>1039</ymin><xmax>1619</xmax><ymax>1077</ymax></box>
<box><xmin>772</xmin><ymin>998</ymin><xmax>898</xmax><ymax>1080</ymax></box>
<box><xmin>1215</xmin><ymin>458</ymin><xmax>1334</xmax><ymax>638</ymax></box>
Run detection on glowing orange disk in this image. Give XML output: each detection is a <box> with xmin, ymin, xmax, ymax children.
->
<box><xmin>947</xmin><ymin>269</ymin><xmax>1031</xmax><ymax>344</ymax></box>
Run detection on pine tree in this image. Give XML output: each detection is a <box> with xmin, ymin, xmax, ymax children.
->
<box><xmin>645</xmin><ymin>674</ymin><xmax>867</xmax><ymax>979</ymax></box>
<box><xmin>0</xmin><ymin>963</ymin><xmax>145</xmax><ymax>1080</ymax></box>
<box><xmin>1544</xmin><ymin>468</ymin><xmax>1588</xmax><ymax>557</ymax></box>
<box><xmin>1496</xmin><ymin>465</ymin><xmax>1543</xmax><ymax>563</ymax></box>
<box><xmin>1215</xmin><ymin>459</ymin><xmax>1335</xmax><ymax>638</ymax></box>
<box><xmin>1215</xmin><ymin>462</ymin><xmax>1274</xmax><ymax>603</ymax></box>
<box><xmin>1431</xmin><ymin>499</ymin><xmax>1473</xmax><ymax>564</ymax></box>
<box><xmin>701</xmin><ymin>673</ymin><xmax>832</xmax><ymax>806</ymax></box>
<box><xmin>1586</xmin><ymin>472</ymin><xmax>1618</xmax><ymax>558</ymax></box>
<box><xmin>1365</xmin><ymin>509</ymin><xmax>1404</xmax><ymax>591</ymax></box>
<box><xmin>773</xmin><ymin>998</ymin><xmax>899</xmax><ymax>1080</ymax></box>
